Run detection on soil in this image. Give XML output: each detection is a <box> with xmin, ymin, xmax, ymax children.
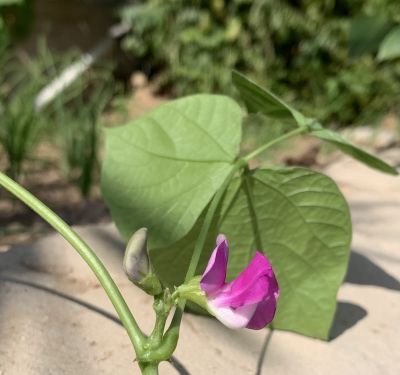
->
<box><xmin>0</xmin><ymin>149</ymin><xmax>110</xmax><ymax>252</ymax></box>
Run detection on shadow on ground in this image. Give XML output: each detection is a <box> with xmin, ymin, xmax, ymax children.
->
<box><xmin>346</xmin><ymin>250</ymin><xmax>400</xmax><ymax>291</ymax></box>
<box><xmin>329</xmin><ymin>302</ymin><xmax>367</xmax><ymax>340</ymax></box>
<box><xmin>328</xmin><ymin>248</ymin><xmax>400</xmax><ymax>340</ymax></box>
<box><xmin>0</xmin><ymin>276</ymin><xmax>191</xmax><ymax>375</ymax></box>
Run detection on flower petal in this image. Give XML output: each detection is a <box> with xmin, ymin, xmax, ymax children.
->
<box><xmin>200</xmin><ymin>235</ymin><xmax>228</xmax><ymax>294</ymax></box>
<box><xmin>246</xmin><ymin>270</ymin><xmax>279</xmax><ymax>330</ymax></box>
<box><xmin>213</xmin><ymin>275</ymin><xmax>269</xmax><ymax>308</ymax></box>
<box><xmin>209</xmin><ymin>300</ymin><xmax>258</xmax><ymax>329</ymax></box>
<box><xmin>213</xmin><ymin>252</ymin><xmax>273</xmax><ymax>308</ymax></box>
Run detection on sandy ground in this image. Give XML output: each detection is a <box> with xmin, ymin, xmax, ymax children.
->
<box><xmin>0</xmin><ymin>149</ymin><xmax>399</xmax><ymax>374</ymax></box>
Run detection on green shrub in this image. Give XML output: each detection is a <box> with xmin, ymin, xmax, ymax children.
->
<box><xmin>50</xmin><ymin>71</ymin><xmax>117</xmax><ymax>197</ymax></box>
<box><xmin>0</xmin><ymin>39</ymin><xmax>117</xmax><ymax>194</ymax></box>
<box><xmin>34</xmin><ymin>43</ymin><xmax>119</xmax><ymax>197</ymax></box>
<box><xmin>0</xmin><ymin>43</ymin><xmax>48</xmax><ymax>180</ymax></box>
<box><xmin>120</xmin><ymin>0</ymin><xmax>400</xmax><ymax>125</ymax></box>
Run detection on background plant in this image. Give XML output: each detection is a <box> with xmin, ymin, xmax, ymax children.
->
<box><xmin>0</xmin><ymin>37</ymin><xmax>117</xmax><ymax>194</ymax></box>
<box><xmin>0</xmin><ymin>44</ymin><xmax>47</xmax><ymax>180</ymax></box>
<box><xmin>47</xmin><ymin>65</ymin><xmax>118</xmax><ymax>197</ymax></box>
<box><xmin>349</xmin><ymin>14</ymin><xmax>400</xmax><ymax>61</ymax></box>
<box><xmin>120</xmin><ymin>0</ymin><xmax>400</xmax><ymax>125</ymax></box>
<box><xmin>0</xmin><ymin>1</ymin><xmax>38</xmax><ymax>180</ymax></box>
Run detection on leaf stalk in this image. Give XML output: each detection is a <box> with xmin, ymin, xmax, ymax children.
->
<box><xmin>243</xmin><ymin>127</ymin><xmax>305</xmax><ymax>162</ymax></box>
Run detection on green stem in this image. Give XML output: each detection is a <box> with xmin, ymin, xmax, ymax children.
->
<box><xmin>243</xmin><ymin>127</ymin><xmax>305</xmax><ymax>162</ymax></box>
<box><xmin>149</xmin><ymin>297</ymin><xmax>170</xmax><ymax>347</ymax></box>
<box><xmin>150</xmin><ymin>314</ymin><xmax>167</xmax><ymax>346</ymax></box>
<box><xmin>0</xmin><ymin>172</ymin><xmax>145</xmax><ymax>355</ymax></box>
<box><xmin>165</xmin><ymin>165</ymin><xmax>240</xmax><ymax>337</ymax></box>
<box><xmin>183</xmin><ymin>180</ymin><xmax>229</xmax><ymax>284</ymax></box>
<box><xmin>242</xmin><ymin>169</ymin><xmax>263</xmax><ymax>251</ymax></box>
<box><xmin>139</xmin><ymin>362</ymin><xmax>159</xmax><ymax>375</ymax></box>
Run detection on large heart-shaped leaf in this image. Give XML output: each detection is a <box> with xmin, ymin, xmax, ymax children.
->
<box><xmin>151</xmin><ymin>168</ymin><xmax>351</xmax><ymax>339</ymax></box>
<box><xmin>310</xmin><ymin>124</ymin><xmax>398</xmax><ymax>175</ymax></box>
<box><xmin>101</xmin><ymin>95</ymin><xmax>242</xmax><ymax>247</ymax></box>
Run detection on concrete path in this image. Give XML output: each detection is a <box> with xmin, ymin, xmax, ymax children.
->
<box><xmin>0</xmin><ymin>153</ymin><xmax>399</xmax><ymax>374</ymax></box>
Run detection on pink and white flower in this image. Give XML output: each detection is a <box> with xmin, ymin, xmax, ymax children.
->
<box><xmin>200</xmin><ymin>234</ymin><xmax>279</xmax><ymax>330</ymax></box>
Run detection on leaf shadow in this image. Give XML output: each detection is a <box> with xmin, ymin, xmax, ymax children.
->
<box><xmin>0</xmin><ymin>276</ymin><xmax>95</xmax><ymax>374</ymax></box>
<box><xmin>329</xmin><ymin>248</ymin><xmax>400</xmax><ymax>340</ymax></box>
<box><xmin>345</xmin><ymin>250</ymin><xmax>400</xmax><ymax>291</ymax></box>
<box><xmin>329</xmin><ymin>302</ymin><xmax>367</xmax><ymax>340</ymax></box>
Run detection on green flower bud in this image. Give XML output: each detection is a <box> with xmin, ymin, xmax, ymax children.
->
<box><xmin>123</xmin><ymin>228</ymin><xmax>162</xmax><ymax>296</ymax></box>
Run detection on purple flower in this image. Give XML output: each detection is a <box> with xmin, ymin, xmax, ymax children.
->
<box><xmin>200</xmin><ymin>234</ymin><xmax>279</xmax><ymax>330</ymax></box>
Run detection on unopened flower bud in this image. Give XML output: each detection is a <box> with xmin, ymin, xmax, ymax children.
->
<box><xmin>123</xmin><ymin>228</ymin><xmax>162</xmax><ymax>296</ymax></box>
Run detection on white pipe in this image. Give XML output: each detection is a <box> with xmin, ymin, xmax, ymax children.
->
<box><xmin>34</xmin><ymin>23</ymin><xmax>130</xmax><ymax>111</ymax></box>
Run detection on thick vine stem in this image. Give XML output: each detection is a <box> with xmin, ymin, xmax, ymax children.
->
<box><xmin>0</xmin><ymin>172</ymin><xmax>145</xmax><ymax>356</ymax></box>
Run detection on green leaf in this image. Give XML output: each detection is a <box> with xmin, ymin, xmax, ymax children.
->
<box><xmin>101</xmin><ymin>95</ymin><xmax>242</xmax><ymax>247</ymax></box>
<box><xmin>378</xmin><ymin>25</ymin><xmax>400</xmax><ymax>61</ymax></box>
<box><xmin>232</xmin><ymin>71</ymin><xmax>308</xmax><ymax>127</ymax></box>
<box><xmin>0</xmin><ymin>0</ymin><xmax>23</xmax><ymax>6</ymax></box>
<box><xmin>151</xmin><ymin>168</ymin><xmax>352</xmax><ymax>339</ymax></box>
<box><xmin>348</xmin><ymin>15</ymin><xmax>393</xmax><ymax>57</ymax></box>
<box><xmin>233</xmin><ymin>72</ymin><xmax>398</xmax><ymax>175</ymax></box>
<box><xmin>310</xmin><ymin>124</ymin><xmax>398</xmax><ymax>175</ymax></box>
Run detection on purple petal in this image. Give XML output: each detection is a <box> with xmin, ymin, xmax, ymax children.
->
<box><xmin>213</xmin><ymin>252</ymin><xmax>273</xmax><ymax>308</ymax></box>
<box><xmin>208</xmin><ymin>301</ymin><xmax>258</xmax><ymax>329</ymax></box>
<box><xmin>213</xmin><ymin>274</ymin><xmax>269</xmax><ymax>308</ymax></box>
<box><xmin>246</xmin><ymin>270</ymin><xmax>279</xmax><ymax>330</ymax></box>
<box><xmin>200</xmin><ymin>235</ymin><xmax>228</xmax><ymax>294</ymax></box>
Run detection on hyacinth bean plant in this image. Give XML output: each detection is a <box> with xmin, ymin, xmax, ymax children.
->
<box><xmin>0</xmin><ymin>72</ymin><xmax>397</xmax><ymax>374</ymax></box>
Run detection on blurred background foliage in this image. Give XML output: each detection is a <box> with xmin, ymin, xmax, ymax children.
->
<box><xmin>0</xmin><ymin>0</ymin><xmax>399</xmax><ymax>247</ymax></box>
<box><xmin>120</xmin><ymin>0</ymin><xmax>400</xmax><ymax>125</ymax></box>
<box><xmin>1</xmin><ymin>0</ymin><xmax>400</xmax><ymax>199</ymax></box>
<box><xmin>0</xmin><ymin>0</ymin><xmax>118</xmax><ymax>196</ymax></box>
<box><xmin>349</xmin><ymin>14</ymin><xmax>400</xmax><ymax>61</ymax></box>
<box><xmin>0</xmin><ymin>0</ymin><xmax>32</xmax><ymax>39</ymax></box>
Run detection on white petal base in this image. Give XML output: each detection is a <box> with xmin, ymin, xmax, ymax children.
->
<box><xmin>208</xmin><ymin>301</ymin><xmax>257</xmax><ymax>329</ymax></box>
